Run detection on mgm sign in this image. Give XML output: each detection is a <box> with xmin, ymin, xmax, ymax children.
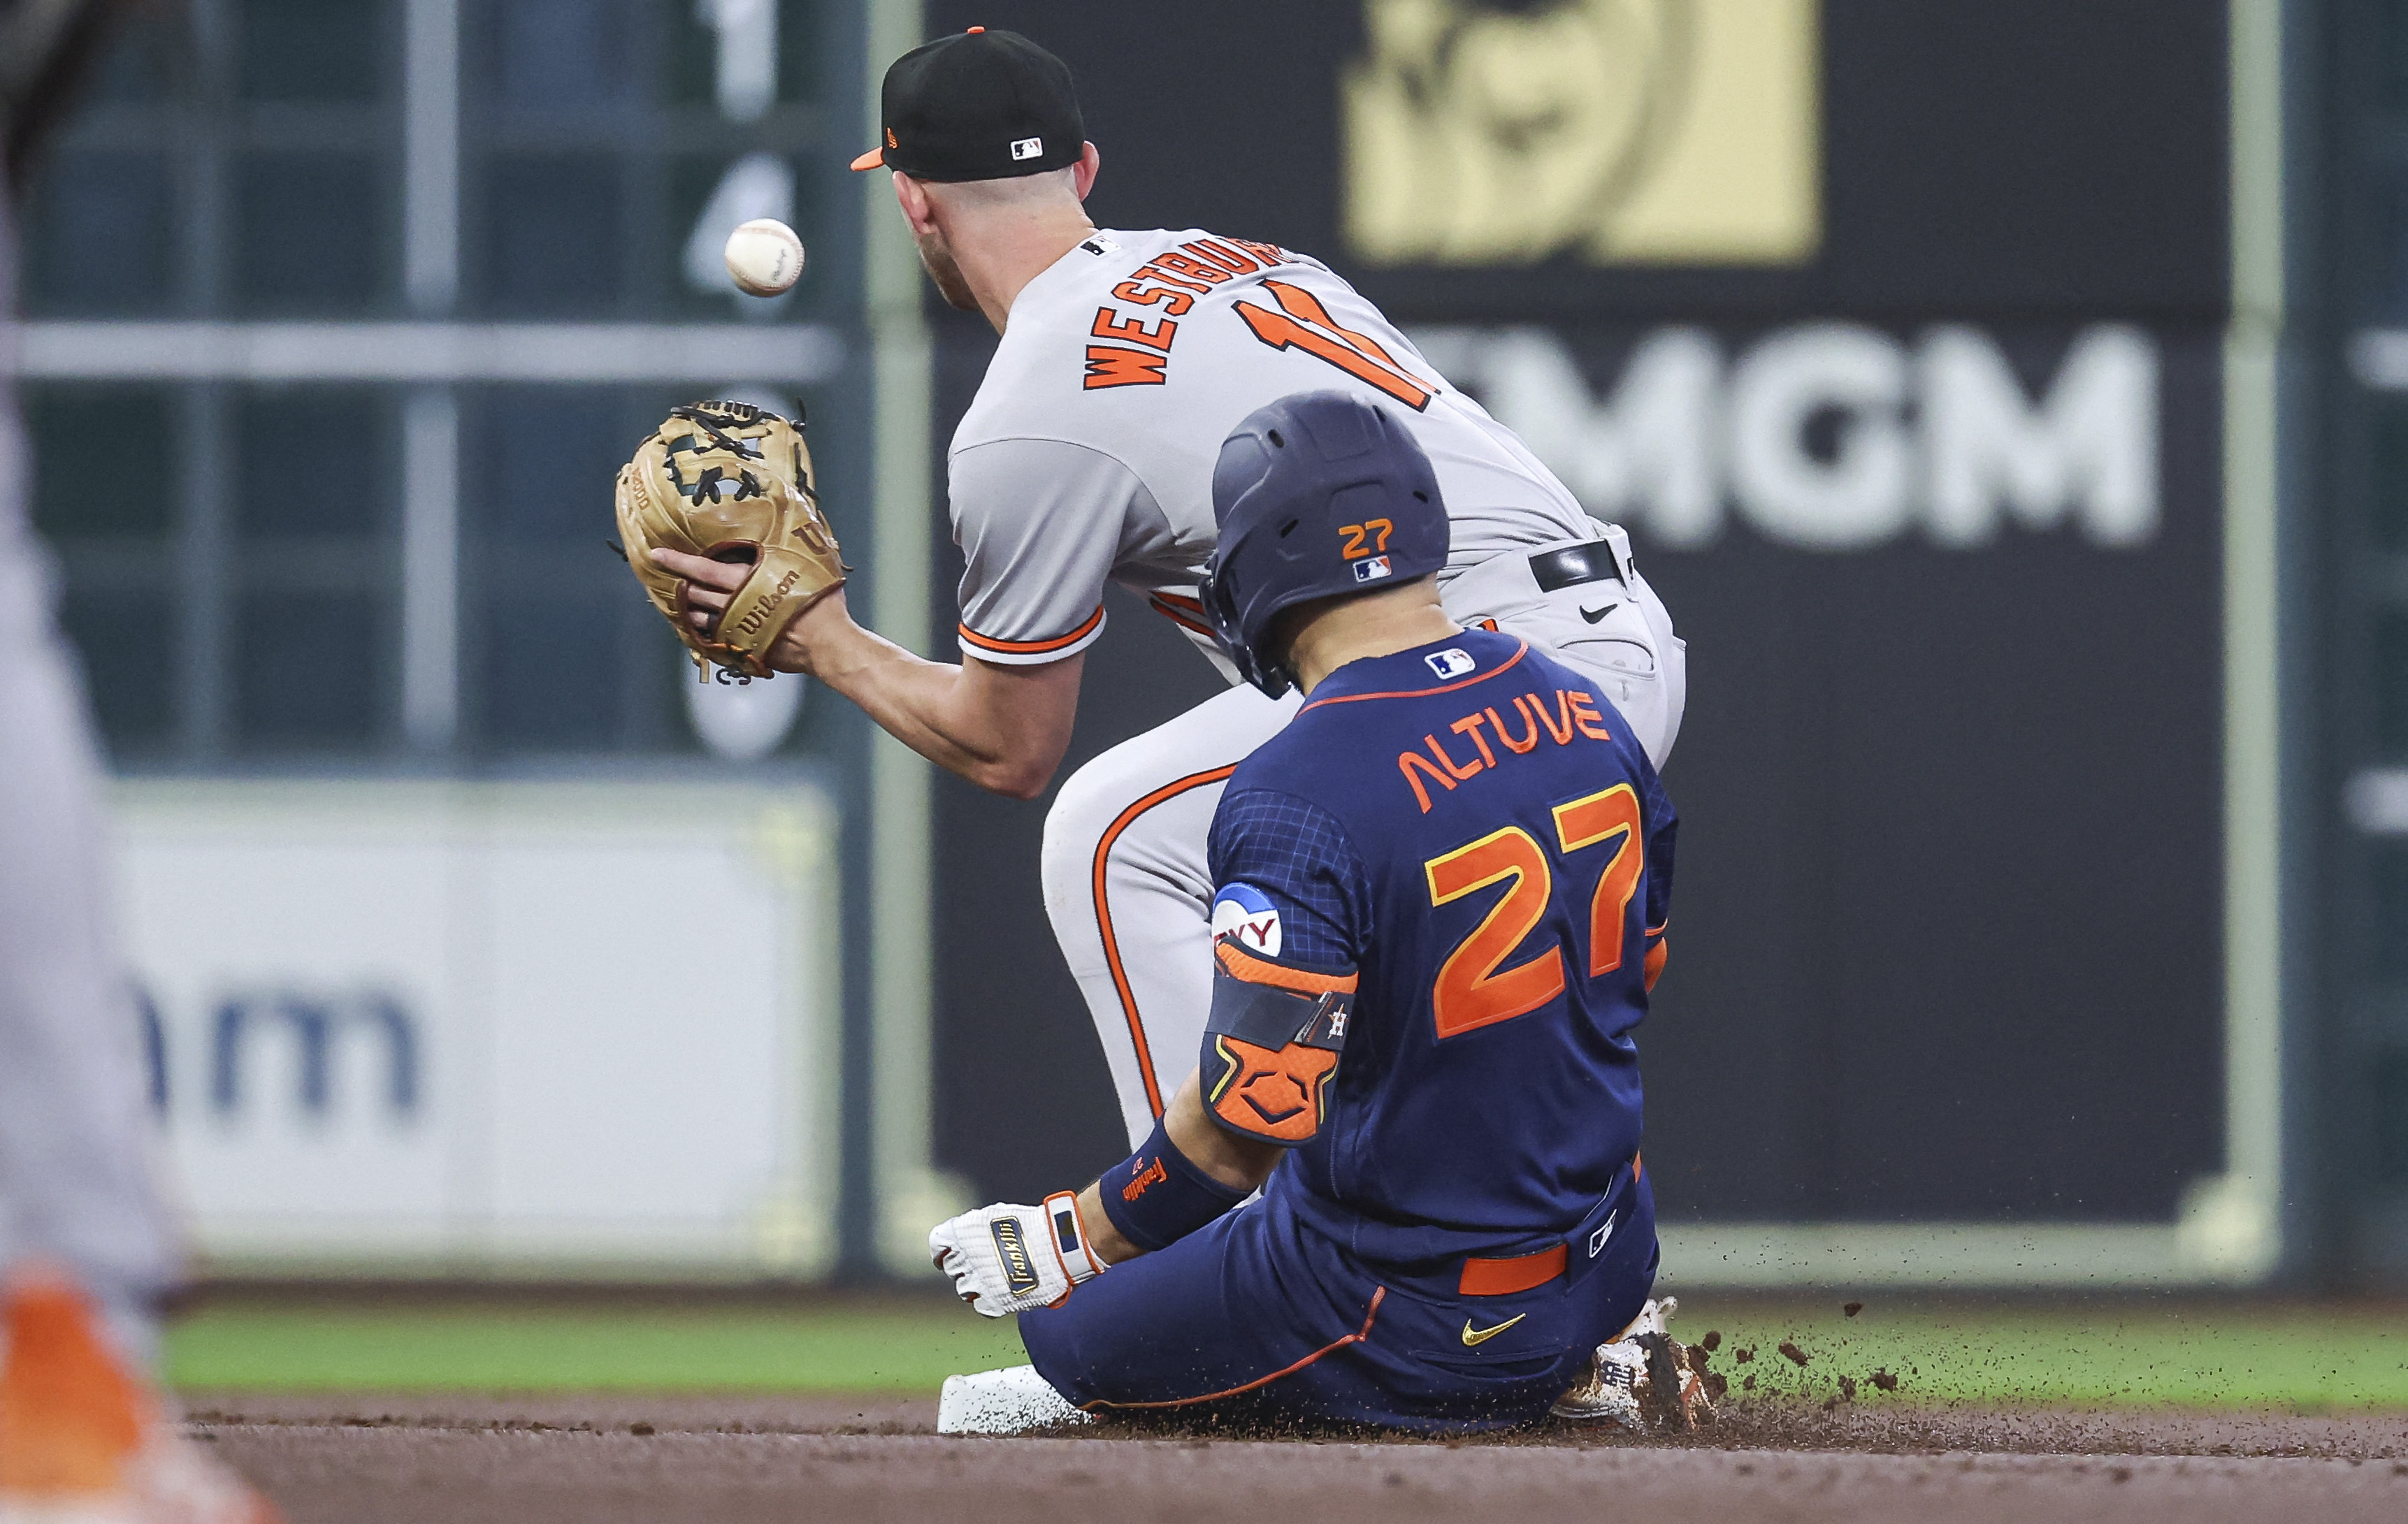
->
<box><xmin>1345</xmin><ymin>0</ymin><xmax>1822</xmax><ymax>267</ymax></box>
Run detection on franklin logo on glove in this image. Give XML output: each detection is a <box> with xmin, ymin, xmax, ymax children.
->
<box><xmin>930</xmin><ymin>1191</ymin><xmax>1108</xmax><ymax>1318</ymax></box>
<box><xmin>990</xmin><ymin>1218</ymin><xmax>1041</xmax><ymax>1299</ymax></box>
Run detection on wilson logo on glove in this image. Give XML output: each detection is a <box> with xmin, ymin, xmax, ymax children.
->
<box><xmin>730</xmin><ymin>568</ymin><xmax>802</xmax><ymax>639</ymax></box>
<box><xmin>990</xmin><ymin>1218</ymin><xmax>1041</xmax><ymax>1298</ymax></box>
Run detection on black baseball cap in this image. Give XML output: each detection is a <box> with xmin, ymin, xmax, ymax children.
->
<box><xmin>850</xmin><ymin>28</ymin><xmax>1086</xmax><ymax>182</ymax></box>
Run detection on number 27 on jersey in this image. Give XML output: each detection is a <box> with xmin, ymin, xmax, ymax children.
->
<box><xmin>1423</xmin><ymin>783</ymin><xmax>1645</xmax><ymax>1040</ymax></box>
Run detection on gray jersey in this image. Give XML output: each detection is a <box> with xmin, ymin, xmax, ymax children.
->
<box><xmin>948</xmin><ymin>228</ymin><xmax>1595</xmax><ymax>670</ymax></box>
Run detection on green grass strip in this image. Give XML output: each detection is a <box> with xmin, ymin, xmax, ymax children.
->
<box><xmin>167</xmin><ymin>1301</ymin><xmax>1028</xmax><ymax>1394</ymax></box>
<box><xmin>166</xmin><ymin>1295</ymin><xmax>2408</xmax><ymax>1409</ymax></box>
<box><xmin>1680</xmin><ymin>1298</ymin><xmax>2408</xmax><ymax>1411</ymax></box>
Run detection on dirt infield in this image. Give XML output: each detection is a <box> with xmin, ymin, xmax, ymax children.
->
<box><xmin>187</xmin><ymin>1394</ymin><xmax>2408</xmax><ymax>1524</ymax></box>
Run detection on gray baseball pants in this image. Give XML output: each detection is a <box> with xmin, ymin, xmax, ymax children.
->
<box><xmin>0</xmin><ymin>392</ymin><xmax>180</xmax><ymax>1352</ymax></box>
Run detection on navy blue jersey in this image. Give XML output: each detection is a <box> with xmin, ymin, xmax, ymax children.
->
<box><xmin>1202</xmin><ymin>627</ymin><xmax>1675</xmax><ymax>1268</ymax></box>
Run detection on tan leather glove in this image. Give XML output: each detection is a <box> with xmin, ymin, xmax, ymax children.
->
<box><xmin>614</xmin><ymin>400</ymin><xmax>845</xmax><ymax>681</ymax></box>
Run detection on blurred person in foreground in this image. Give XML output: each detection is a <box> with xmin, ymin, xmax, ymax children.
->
<box><xmin>926</xmin><ymin>393</ymin><xmax>1712</xmax><ymax>1435</ymax></box>
<box><xmin>0</xmin><ymin>3</ymin><xmax>277</xmax><ymax>1520</ymax></box>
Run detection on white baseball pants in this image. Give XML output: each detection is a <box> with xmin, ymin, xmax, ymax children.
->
<box><xmin>1042</xmin><ymin>534</ymin><xmax>1685</xmax><ymax>1146</ymax></box>
<box><xmin>0</xmin><ymin>399</ymin><xmax>180</xmax><ymax>1335</ymax></box>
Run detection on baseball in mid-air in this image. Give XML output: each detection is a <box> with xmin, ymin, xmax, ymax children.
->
<box><xmin>723</xmin><ymin>218</ymin><xmax>806</xmax><ymax>297</ymax></box>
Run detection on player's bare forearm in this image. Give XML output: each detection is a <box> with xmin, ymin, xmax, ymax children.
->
<box><xmin>1076</xmin><ymin>1073</ymin><xmax>1282</xmax><ymax>1265</ymax></box>
<box><xmin>651</xmin><ymin>549</ymin><xmax>1080</xmax><ymax>797</ymax></box>
<box><xmin>793</xmin><ymin>593</ymin><xmax>1081</xmax><ymax>797</ymax></box>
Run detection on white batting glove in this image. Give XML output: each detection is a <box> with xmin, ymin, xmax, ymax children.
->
<box><xmin>928</xmin><ymin>1191</ymin><xmax>1106</xmax><ymax>1317</ymax></box>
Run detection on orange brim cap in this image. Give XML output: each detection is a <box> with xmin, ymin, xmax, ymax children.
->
<box><xmin>849</xmin><ymin>147</ymin><xmax>885</xmax><ymax>170</ymax></box>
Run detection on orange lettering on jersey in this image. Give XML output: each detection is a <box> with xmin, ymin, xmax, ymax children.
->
<box><xmin>1567</xmin><ymin>690</ymin><xmax>1613</xmax><ymax>741</ymax></box>
<box><xmin>1399</xmin><ymin>748</ymin><xmax>1459</xmax><ymax>813</ymax></box>
<box><xmin>1235</xmin><ymin>281</ymin><xmax>1435</xmax><ymax>411</ymax></box>
<box><xmin>1425</xmin><ymin>827</ymin><xmax>1566</xmax><ymax>1040</ymax></box>
<box><xmin>1552</xmin><ymin>783</ymin><xmax>1643</xmax><ymax>979</ymax></box>
<box><xmin>1151</xmin><ymin>249</ymin><xmax>1232</xmax><ymax>284</ymax></box>
<box><xmin>1223</xmin><ymin>238</ymin><xmax>1291</xmax><ymax>267</ymax></box>
<box><xmin>1450</xmin><ymin>713</ymin><xmax>1498</xmax><ymax>769</ymax></box>
<box><xmin>1133</xmin><ymin>261</ymin><xmax>1211</xmax><ymax>293</ymax></box>
<box><xmin>1183</xmin><ymin>238</ymin><xmax>1260</xmax><ymax>275</ymax></box>
<box><xmin>1425</xmin><ymin>732</ymin><xmax>1485</xmax><ymax>781</ymax></box>
<box><xmin>1083</xmin><ymin>344</ymin><xmax>1171</xmax><ymax>389</ymax></box>
<box><xmin>1531</xmin><ymin>690</ymin><xmax>1577</xmax><ymax>746</ymax></box>
<box><xmin>1487</xmin><ymin>701</ymin><xmax>1541</xmax><ymax>755</ymax></box>
<box><xmin>1090</xmin><ymin>305</ymin><xmax>1178</xmax><ymax>352</ymax></box>
<box><xmin>1400</xmin><ymin>691</ymin><xmax>1617</xmax><ymax>812</ymax></box>
<box><xmin>1266</xmin><ymin>280</ymin><xmax>1410</xmax><ymax>370</ymax></box>
<box><xmin>1110</xmin><ymin>278</ymin><xmax>1194</xmax><ymax>317</ymax></box>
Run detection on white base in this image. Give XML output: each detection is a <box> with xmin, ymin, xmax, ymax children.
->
<box><xmin>936</xmin><ymin>1365</ymin><xmax>1092</xmax><ymax>1436</ymax></box>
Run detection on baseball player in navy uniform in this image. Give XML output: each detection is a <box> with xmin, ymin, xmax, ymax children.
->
<box><xmin>925</xmin><ymin>392</ymin><xmax>1712</xmax><ymax>1435</ymax></box>
<box><xmin>657</xmin><ymin>29</ymin><xmax>1689</xmax><ymax>1152</ymax></box>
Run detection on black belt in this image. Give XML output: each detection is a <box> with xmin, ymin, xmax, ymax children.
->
<box><xmin>1529</xmin><ymin>539</ymin><xmax>1625</xmax><ymax>595</ymax></box>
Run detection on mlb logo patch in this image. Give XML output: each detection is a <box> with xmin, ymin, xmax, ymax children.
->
<box><xmin>1211</xmin><ymin>883</ymin><xmax>1283</xmax><ymax>959</ymax></box>
<box><xmin>1011</xmin><ymin>136</ymin><xmax>1044</xmax><ymax>161</ymax></box>
<box><xmin>1425</xmin><ymin>648</ymin><xmax>1476</xmax><ymax>680</ymax></box>
<box><xmin>1587</xmin><ymin>1210</ymin><xmax>1617</xmax><ymax>1260</ymax></box>
<box><xmin>1352</xmin><ymin>556</ymin><xmax>1392</xmax><ymax>584</ymax></box>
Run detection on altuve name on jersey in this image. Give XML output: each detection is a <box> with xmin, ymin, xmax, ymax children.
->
<box><xmin>1399</xmin><ymin>687</ymin><xmax>1617</xmax><ymax>814</ymax></box>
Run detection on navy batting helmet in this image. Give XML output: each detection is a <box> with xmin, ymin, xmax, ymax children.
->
<box><xmin>1200</xmin><ymin>391</ymin><xmax>1450</xmax><ymax>698</ymax></box>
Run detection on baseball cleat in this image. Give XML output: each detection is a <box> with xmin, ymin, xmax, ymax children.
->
<box><xmin>1550</xmin><ymin>1296</ymin><xmax>1719</xmax><ymax>1432</ymax></box>
<box><xmin>935</xmin><ymin>1365</ymin><xmax>1093</xmax><ymax>1436</ymax></box>
<box><xmin>0</xmin><ymin>1275</ymin><xmax>280</xmax><ymax>1524</ymax></box>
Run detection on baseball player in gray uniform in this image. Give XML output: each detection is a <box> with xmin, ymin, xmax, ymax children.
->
<box><xmin>1</xmin><ymin>6</ymin><xmax>277</xmax><ymax>1518</ymax></box>
<box><xmin>662</xmin><ymin>28</ymin><xmax>1685</xmax><ymax>1145</ymax></box>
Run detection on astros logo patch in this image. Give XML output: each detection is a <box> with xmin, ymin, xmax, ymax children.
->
<box><xmin>1211</xmin><ymin>883</ymin><xmax>1283</xmax><ymax>958</ymax></box>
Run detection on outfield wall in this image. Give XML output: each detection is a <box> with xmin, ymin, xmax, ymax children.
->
<box><xmin>113</xmin><ymin>780</ymin><xmax>842</xmax><ymax>1280</ymax></box>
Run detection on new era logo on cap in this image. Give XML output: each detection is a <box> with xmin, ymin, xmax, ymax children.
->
<box><xmin>1011</xmin><ymin>136</ymin><xmax>1043</xmax><ymax>160</ymax></box>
